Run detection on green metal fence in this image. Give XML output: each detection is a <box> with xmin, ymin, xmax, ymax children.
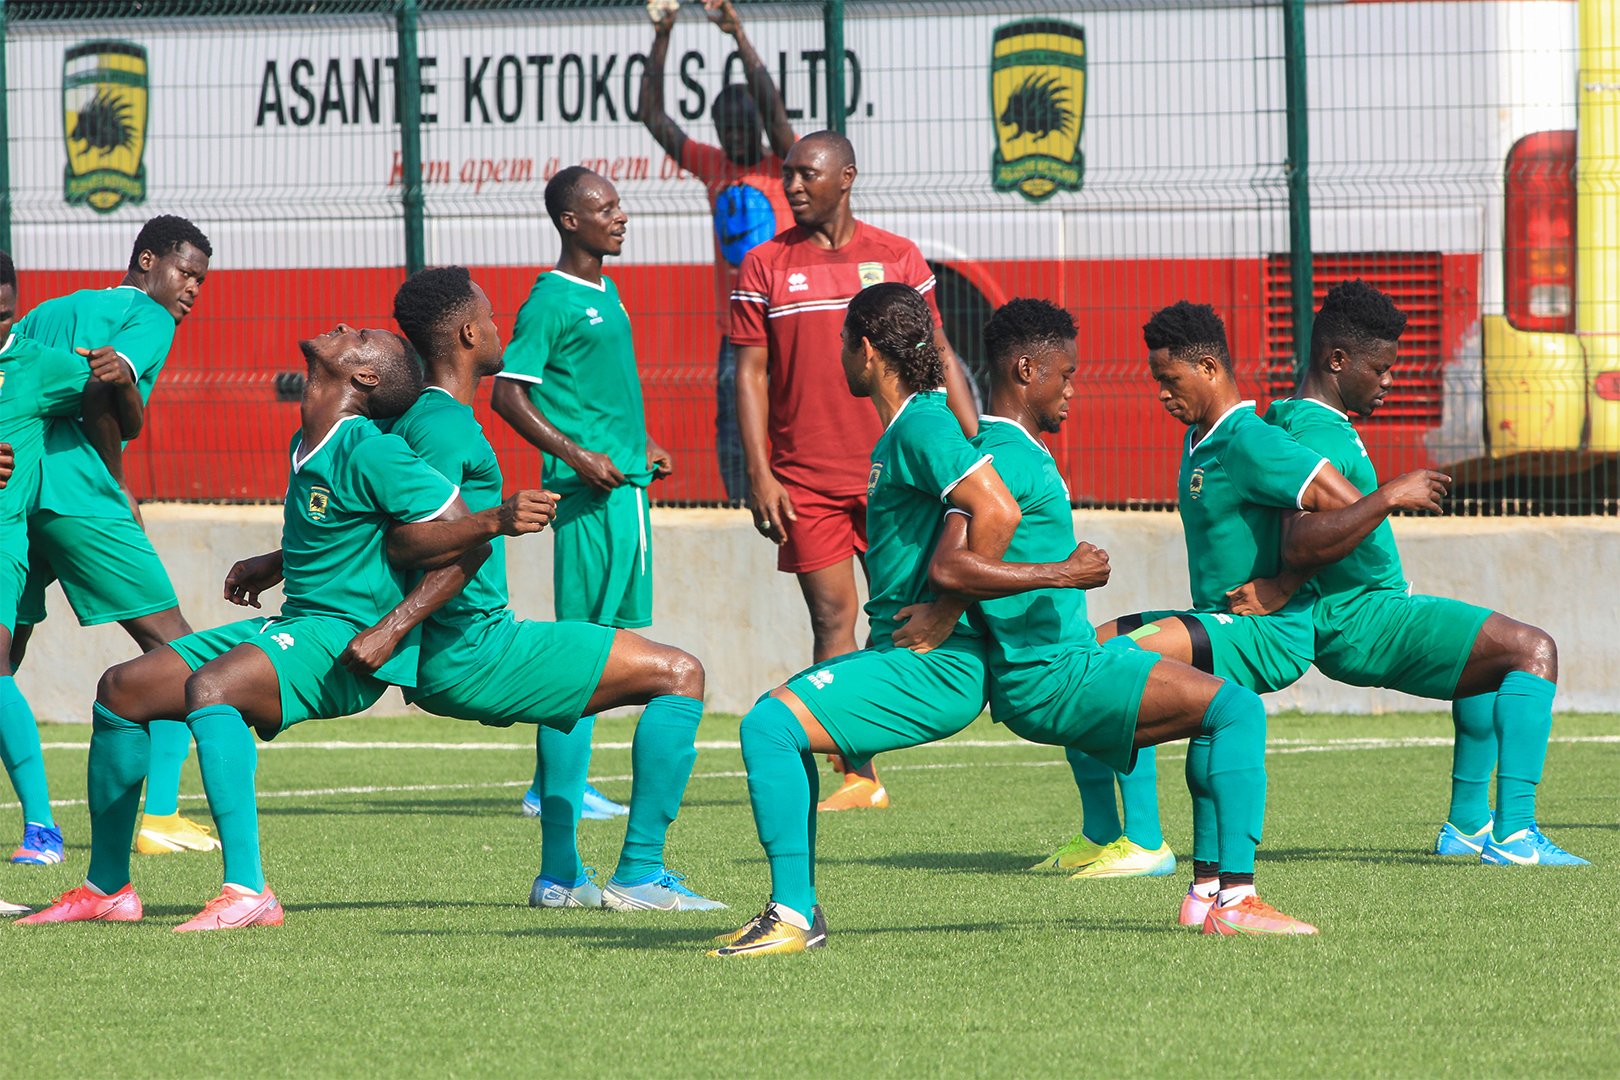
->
<box><xmin>1</xmin><ymin>0</ymin><xmax>1606</xmax><ymax>511</ymax></box>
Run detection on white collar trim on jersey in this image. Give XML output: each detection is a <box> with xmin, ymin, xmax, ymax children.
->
<box><xmin>886</xmin><ymin>387</ymin><xmax>948</xmax><ymax>430</ymax></box>
<box><xmin>424</xmin><ymin>385</ymin><xmax>457</xmax><ymax>399</ymax></box>
<box><xmin>292</xmin><ymin>413</ymin><xmax>360</xmax><ymax>473</ymax></box>
<box><xmin>0</xmin><ymin>333</ymin><xmax>12</xmax><ymax>355</ymax></box>
<box><xmin>548</xmin><ymin>268</ymin><xmax>607</xmax><ymax>292</ymax></box>
<box><xmin>979</xmin><ymin>414</ymin><xmax>1052</xmax><ymax>457</ymax></box>
<box><xmin>1190</xmin><ymin>399</ymin><xmax>1255</xmax><ymax>451</ymax></box>
<box><xmin>1300</xmin><ymin>396</ymin><xmax>1351</xmax><ymax>421</ymax></box>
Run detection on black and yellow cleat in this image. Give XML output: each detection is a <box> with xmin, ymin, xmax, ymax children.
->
<box><xmin>708</xmin><ymin>903</ymin><xmax>826</xmax><ymax>957</ymax></box>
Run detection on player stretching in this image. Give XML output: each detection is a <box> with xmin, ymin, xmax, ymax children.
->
<box><xmin>5</xmin><ymin>216</ymin><xmax>214</xmax><ymax>865</ymax></box>
<box><xmin>0</xmin><ymin>252</ymin><xmax>130</xmax><ymax>871</ymax></box>
<box><xmin>21</xmin><ymin>325</ymin><xmax>553</xmax><ymax>930</ymax></box>
<box><xmin>1063</xmin><ymin>301</ymin><xmax>1447</xmax><ymax>931</ymax></box>
<box><xmin>713</xmin><ymin>282</ymin><xmax>1017</xmax><ymax>957</ymax></box>
<box><xmin>492</xmin><ymin>166</ymin><xmax>672</xmax><ymax>826</ymax></box>
<box><xmin>733</xmin><ymin>130</ymin><xmax>979</xmax><ymax>811</ymax></box>
<box><xmin>388</xmin><ymin>266</ymin><xmax>723</xmax><ymax>909</ymax></box>
<box><xmin>924</xmin><ymin>297</ymin><xmax>1315</xmax><ymax>934</ymax></box>
<box><xmin>1233</xmin><ymin>280</ymin><xmax>1584</xmax><ymax>865</ymax></box>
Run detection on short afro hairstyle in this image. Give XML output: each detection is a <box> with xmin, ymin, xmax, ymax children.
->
<box><xmin>128</xmin><ymin>215</ymin><xmax>211</xmax><ymax>273</ymax></box>
<box><xmin>544</xmin><ymin>165</ymin><xmax>598</xmax><ymax>229</ymax></box>
<box><xmin>982</xmin><ymin>298</ymin><xmax>1076</xmax><ymax>378</ymax></box>
<box><xmin>0</xmin><ymin>250</ymin><xmax>15</xmax><ymax>291</ymax></box>
<box><xmin>393</xmin><ymin>266</ymin><xmax>479</xmax><ymax>361</ymax></box>
<box><xmin>1142</xmin><ymin>301</ymin><xmax>1231</xmax><ymax>373</ymax></box>
<box><xmin>844</xmin><ymin>282</ymin><xmax>942</xmax><ymax>392</ymax></box>
<box><xmin>1310</xmin><ymin>279</ymin><xmax>1408</xmax><ymax>366</ymax></box>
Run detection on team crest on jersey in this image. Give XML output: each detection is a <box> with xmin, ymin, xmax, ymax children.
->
<box><xmin>63</xmin><ymin>40</ymin><xmax>149</xmax><ymax>214</ymax></box>
<box><xmin>307</xmin><ymin>485</ymin><xmax>332</xmax><ymax>520</ymax></box>
<box><xmin>990</xmin><ymin>20</ymin><xmax>1086</xmax><ymax>203</ymax></box>
<box><xmin>858</xmin><ymin>262</ymin><xmax>885</xmax><ymax>288</ymax></box>
<box><xmin>1188</xmin><ymin>467</ymin><xmax>1205</xmax><ymax>500</ymax></box>
<box><xmin>867</xmin><ymin>461</ymin><xmax>884</xmax><ymax>495</ymax></box>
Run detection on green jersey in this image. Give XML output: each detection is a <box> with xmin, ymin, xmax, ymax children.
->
<box><xmin>865</xmin><ymin>390</ymin><xmax>991</xmax><ymax>646</ymax></box>
<box><xmin>0</xmin><ymin>334</ymin><xmax>93</xmax><ymax>522</ymax></box>
<box><xmin>498</xmin><ymin>270</ymin><xmax>655</xmax><ymax>494</ymax></box>
<box><xmin>279</xmin><ymin>415</ymin><xmax>459</xmax><ymax>686</ymax></box>
<box><xmin>1178</xmin><ymin>402</ymin><xmax>1326</xmax><ymax>611</ymax></box>
<box><xmin>387</xmin><ymin>387</ymin><xmax>510</xmax><ymax>694</ymax></box>
<box><xmin>14</xmin><ymin>286</ymin><xmax>176</xmax><ymax>519</ymax></box>
<box><xmin>1265</xmin><ymin>397</ymin><xmax>1407</xmax><ymax>602</ymax></box>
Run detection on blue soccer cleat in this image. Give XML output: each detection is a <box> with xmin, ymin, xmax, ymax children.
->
<box><xmin>602</xmin><ymin>868</ymin><xmax>728</xmax><ymax>911</ymax></box>
<box><xmin>10</xmin><ymin>823</ymin><xmax>64</xmax><ymax>866</ymax></box>
<box><xmin>529</xmin><ymin>868</ymin><xmax>604</xmax><ymax>908</ymax></box>
<box><xmin>1434</xmin><ymin>817</ymin><xmax>1492</xmax><ymax>856</ymax></box>
<box><xmin>520</xmin><ymin>784</ymin><xmax>628</xmax><ymax>821</ymax></box>
<box><xmin>1480</xmin><ymin>825</ymin><xmax>1589</xmax><ymax>867</ymax></box>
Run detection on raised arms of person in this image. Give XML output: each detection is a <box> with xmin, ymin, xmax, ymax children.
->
<box><xmin>385</xmin><ymin>489</ymin><xmax>557</xmax><ymax>570</ymax></box>
<box><xmin>706</xmin><ymin>0</ymin><xmax>797</xmax><ymax>157</ymax></box>
<box><xmin>639</xmin><ymin>7</ymin><xmax>689</xmax><ymax>162</ymax></box>
<box><xmin>928</xmin><ymin>511</ymin><xmax>1111</xmax><ymax>601</ymax></box>
<box><xmin>339</xmin><ymin>545</ymin><xmax>493</xmax><ymax>674</ymax></box>
<box><xmin>939</xmin><ymin>328</ymin><xmax>980</xmax><ymax>437</ymax></box>
<box><xmin>490</xmin><ymin>378</ymin><xmax>626</xmax><ymax>492</ymax></box>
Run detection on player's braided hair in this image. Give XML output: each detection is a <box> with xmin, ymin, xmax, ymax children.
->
<box><xmin>982</xmin><ymin>297</ymin><xmax>1076</xmax><ymax>376</ymax></box>
<box><xmin>844</xmin><ymin>282</ymin><xmax>942</xmax><ymax>392</ymax></box>
<box><xmin>1141</xmin><ymin>301</ymin><xmax>1231</xmax><ymax>373</ymax></box>
<box><xmin>393</xmin><ymin>266</ymin><xmax>477</xmax><ymax>362</ymax></box>
<box><xmin>0</xmin><ymin>249</ymin><xmax>15</xmax><ymax>290</ymax></box>
<box><xmin>1311</xmin><ymin>278</ymin><xmax>1408</xmax><ymax>365</ymax></box>
<box><xmin>127</xmin><ymin>215</ymin><xmax>211</xmax><ymax>273</ymax></box>
<box><xmin>544</xmin><ymin>165</ymin><xmax>596</xmax><ymax>229</ymax></box>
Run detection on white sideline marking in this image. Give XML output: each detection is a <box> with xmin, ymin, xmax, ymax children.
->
<box><xmin>9</xmin><ymin>734</ymin><xmax>1618</xmax><ymax>812</ymax></box>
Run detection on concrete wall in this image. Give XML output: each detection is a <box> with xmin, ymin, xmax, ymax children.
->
<box><xmin>16</xmin><ymin>505</ymin><xmax>1620</xmax><ymax>720</ymax></box>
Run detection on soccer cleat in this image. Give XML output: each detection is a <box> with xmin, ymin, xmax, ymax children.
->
<box><xmin>0</xmin><ymin>899</ymin><xmax>30</xmax><ymax>916</ymax></box>
<box><xmin>137</xmin><ymin>813</ymin><xmax>223</xmax><ymax>855</ymax></box>
<box><xmin>520</xmin><ymin>783</ymin><xmax>629</xmax><ymax>821</ymax></box>
<box><xmin>816</xmin><ymin>775</ymin><xmax>889</xmax><ymax>812</ymax></box>
<box><xmin>1069</xmin><ymin>838</ymin><xmax>1178</xmax><ymax>880</ymax></box>
<box><xmin>11</xmin><ymin>822</ymin><xmax>64</xmax><ymax>865</ymax></box>
<box><xmin>1480</xmin><ymin>825</ymin><xmax>1589</xmax><ymax>867</ymax></box>
<box><xmin>708</xmin><ymin>903</ymin><xmax>826</xmax><ymax>957</ymax></box>
<box><xmin>173</xmin><ymin>886</ymin><xmax>284</xmax><ymax>932</ymax></box>
<box><xmin>17</xmin><ymin>883</ymin><xmax>143</xmax><ymax>925</ymax></box>
<box><xmin>1434</xmin><ymin>818</ymin><xmax>1492</xmax><ymax>856</ymax></box>
<box><xmin>713</xmin><ymin>904</ymin><xmax>826</xmax><ymax>946</ymax></box>
<box><xmin>602</xmin><ymin>868</ymin><xmax>727</xmax><ymax>911</ymax></box>
<box><xmin>1202</xmin><ymin>895</ymin><xmax>1319</xmax><ymax>936</ymax></box>
<box><xmin>1178</xmin><ymin>887</ymin><xmax>1216</xmax><ymax>928</ymax></box>
<box><xmin>1029</xmin><ymin>832</ymin><xmax>1107</xmax><ymax>871</ymax></box>
<box><xmin>529</xmin><ymin>869</ymin><xmax>604</xmax><ymax>909</ymax></box>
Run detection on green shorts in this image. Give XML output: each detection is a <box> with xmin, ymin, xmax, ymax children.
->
<box><xmin>169</xmin><ymin>616</ymin><xmax>389</xmax><ymax>736</ymax></box>
<box><xmin>991</xmin><ymin>641</ymin><xmax>1161</xmax><ymax>774</ymax></box>
<box><xmin>552</xmin><ymin>483</ymin><xmax>652</xmax><ymax>629</ymax></box>
<box><xmin>19</xmin><ymin>509</ymin><xmax>178</xmax><ymax>627</ymax></box>
<box><xmin>786</xmin><ymin>636</ymin><xmax>989</xmax><ymax>762</ymax></box>
<box><xmin>0</xmin><ymin>521</ymin><xmax>25</xmax><ymax>634</ymax></box>
<box><xmin>1131</xmin><ymin>592</ymin><xmax>1315</xmax><ymax>695</ymax></box>
<box><xmin>409</xmin><ymin>613</ymin><xmax>615</xmax><ymax>729</ymax></box>
<box><xmin>1314</xmin><ymin>590</ymin><xmax>1491</xmax><ymax>701</ymax></box>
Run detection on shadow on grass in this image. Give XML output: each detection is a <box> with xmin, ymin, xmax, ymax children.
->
<box><xmin>817</xmin><ymin>850</ymin><xmax>1037</xmax><ymax>873</ymax></box>
<box><xmin>1258</xmin><ymin>847</ymin><xmax>1444</xmax><ymax>866</ymax></box>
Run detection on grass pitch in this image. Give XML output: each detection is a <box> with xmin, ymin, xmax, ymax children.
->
<box><xmin>3</xmin><ymin>710</ymin><xmax>1616</xmax><ymax>1078</ymax></box>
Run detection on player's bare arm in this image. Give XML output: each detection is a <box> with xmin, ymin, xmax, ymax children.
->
<box><xmin>647</xmin><ymin>434</ymin><xmax>674</xmax><ymax>478</ymax></box>
<box><xmin>223</xmin><ymin>550</ymin><xmax>284</xmax><ymax>608</ymax></box>
<box><xmin>638</xmin><ymin>7</ymin><xmax>688</xmax><ymax>162</ymax></box>
<box><xmin>735</xmin><ymin>341</ymin><xmax>794</xmax><ymax>542</ymax></box>
<box><xmin>78</xmin><ymin>345</ymin><xmax>147</xmax><ymax>521</ymax></box>
<box><xmin>0</xmin><ymin>441</ymin><xmax>12</xmax><ymax>488</ymax></box>
<box><xmin>706</xmin><ymin>0</ymin><xmax>797</xmax><ymax>157</ymax></box>
<box><xmin>385</xmin><ymin>488</ymin><xmax>557</xmax><ymax>569</ymax></box>
<box><xmin>340</xmin><ymin>544</ymin><xmax>492</xmax><ymax>674</ymax></box>
<box><xmin>491</xmin><ymin>378</ymin><xmax>626</xmax><ymax>492</ymax></box>
<box><xmin>927</xmin><ymin>511</ymin><xmax>1110</xmax><ymax>601</ymax></box>
<box><xmin>938</xmin><ymin>328</ymin><xmax>980</xmax><ymax>437</ymax></box>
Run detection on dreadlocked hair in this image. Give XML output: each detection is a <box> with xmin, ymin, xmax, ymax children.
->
<box><xmin>1141</xmin><ymin>301</ymin><xmax>1231</xmax><ymax>373</ymax></box>
<box><xmin>844</xmin><ymin>282</ymin><xmax>942</xmax><ymax>392</ymax></box>
<box><xmin>393</xmin><ymin>266</ymin><xmax>477</xmax><ymax>361</ymax></box>
<box><xmin>1311</xmin><ymin>278</ymin><xmax>1408</xmax><ymax>365</ymax></box>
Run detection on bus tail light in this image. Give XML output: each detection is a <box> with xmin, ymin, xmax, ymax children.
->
<box><xmin>1505</xmin><ymin>130</ymin><xmax>1576</xmax><ymax>333</ymax></box>
<box><xmin>1594</xmin><ymin>373</ymin><xmax>1620</xmax><ymax>401</ymax></box>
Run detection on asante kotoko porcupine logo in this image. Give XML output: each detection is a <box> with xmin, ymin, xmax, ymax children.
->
<box><xmin>990</xmin><ymin>19</ymin><xmax>1086</xmax><ymax>203</ymax></box>
<box><xmin>63</xmin><ymin>40</ymin><xmax>149</xmax><ymax>213</ymax></box>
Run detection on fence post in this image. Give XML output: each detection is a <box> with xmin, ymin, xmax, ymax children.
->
<box><xmin>1283</xmin><ymin>0</ymin><xmax>1313</xmax><ymax>377</ymax></box>
<box><xmin>824</xmin><ymin>0</ymin><xmax>846</xmax><ymax>134</ymax></box>
<box><xmin>395</xmin><ymin>0</ymin><xmax>425</xmax><ymax>276</ymax></box>
<box><xmin>0</xmin><ymin>0</ymin><xmax>11</xmax><ymax>255</ymax></box>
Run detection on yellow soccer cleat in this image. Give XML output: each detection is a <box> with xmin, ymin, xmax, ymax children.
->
<box><xmin>1068</xmin><ymin>837</ymin><xmax>1178</xmax><ymax>880</ymax></box>
<box><xmin>136</xmin><ymin>813</ymin><xmax>222</xmax><ymax>855</ymax></box>
<box><xmin>1029</xmin><ymin>831</ymin><xmax>1107</xmax><ymax>871</ymax></box>
<box><xmin>816</xmin><ymin>775</ymin><xmax>889</xmax><ymax>813</ymax></box>
<box><xmin>709</xmin><ymin>904</ymin><xmax>827</xmax><ymax>957</ymax></box>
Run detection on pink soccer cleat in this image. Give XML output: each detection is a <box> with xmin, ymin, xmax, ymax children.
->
<box><xmin>173</xmin><ymin>886</ymin><xmax>284</xmax><ymax>933</ymax></box>
<box><xmin>17</xmin><ymin>884</ymin><xmax>143</xmax><ymax>925</ymax></box>
<box><xmin>1178</xmin><ymin>887</ymin><xmax>1215</xmax><ymax>928</ymax></box>
<box><xmin>1202</xmin><ymin>894</ymin><xmax>1318</xmax><ymax>936</ymax></box>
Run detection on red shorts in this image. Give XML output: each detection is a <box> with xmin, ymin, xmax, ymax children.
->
<box><xmin>777</xmin><ymin>486</ymin><xmax>868</xmax><ymax>574</ymax></box>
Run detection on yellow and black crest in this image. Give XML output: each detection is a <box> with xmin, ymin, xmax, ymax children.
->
<box><xmin>307</xmin><ymin>485</ymin><xmax>332</xmax><ymax>520</ymax></box>
<box><xmin>63</xmin><ymin>40</ymin><xmax>149</xmax><ymax>214</ymax></box>
<box><xmin>858</xmin><ymin>262</ymin><xmax>885</xmax><ymax>288</ymax></box>
<box><xmin>1189</xmin><ymin>467</ymin><xmax>1205</xmax><ymax>500</ymax></box>
<box><xmin>990</xmin><ymin>20</ymin><xmax>1086</xmax><ymax>203</ymax></box>
<box><xmin>867</xmin><ymin>461</ymin><xmax>884</xmax><ymax>496</ymax></box>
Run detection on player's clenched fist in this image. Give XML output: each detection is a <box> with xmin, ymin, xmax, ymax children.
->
<box><xmin>1060</xmin><ymin>541</ymin><xmax>1111</xmax><ymax>590</ymax></box>
<box><xmin>79</xmin><ymin>345</ymin><xmax>132</xmax><ymax>385</ymax></box>
<box><xmin>498</xmin><ymin>489</ymin><xmax>558</xmax><ymax>535</ymax></box>
<box><xmin>0</xmin><ymin>442</ymin><xmax>12</xmax><ymax>488</ymax></box>
<box><xmin>1382</xmin><ymin>469</ymin><xmax>1451</xmax><ymax>514</ymax></box>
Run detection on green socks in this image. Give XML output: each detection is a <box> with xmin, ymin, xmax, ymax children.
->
<box><xmin>142</xmin><ymin>719</ymin><xmax>193</xmax><ymax>818</ymax></box>
<box><xmin>535</xmin><ymin>716</ymin><xmax>594</xmax><ymax>886</ymax></box>
<box><xmin>1493</xmin><ymin>671</ymin><xmax>1556</xmax><ymax>838</ymax></box>
<box><xmin>1448</xmin><ymin>692</ymin><xmax>1498</xmax><ymax>834</ymax></box>
<box><xmin>1067</xmin><ymin>748</ymin><xmax>1122</xmax><ymax>846</ymax></box>
<box><xmin>1119</xmin><ymin>747</ymin><xmax>1164</xmax><ymax>850</ymax></box>
<box><xmin>1069</xmin><ymin>747</ymin><xmax>1163</xmax><ymax>849</ymax></box>
<box><xmin>87</xmin><ymin>701</ymin><xmax>150</xmax><ymax>893</ymax></box>
<box><xmin>1185</xmin><ymin>734</ymin><xmax>1219</xmax><ymax>867</ymax></box>
<box><xmin>739</xmin><ymin>696</ymin><xmax>817</xmax><ymax>915</ymax></box>
<box><xmin>613</xmin><ymin>695</ymin><xmax>702</xmax><ymax>886</ymax></box>
<box><xmin>188</xmin><ymin>704</ymin><xmax>264</xmax><ymax>893</ymax></box>
<box><xmin>0</xmin><ymin>676</ymin><xmax>54</xmax><ymax>829</ymax></box>
<box><xmin>1200</xmin><ymin>681</ymin><xmax>1268</xmax><ymax>875</ymax></box>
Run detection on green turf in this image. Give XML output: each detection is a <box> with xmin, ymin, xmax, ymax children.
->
<box><xmin>3</xmin><ymin>711</ymin><xmax>1616</xmax><ymax>1078</ymax></box>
